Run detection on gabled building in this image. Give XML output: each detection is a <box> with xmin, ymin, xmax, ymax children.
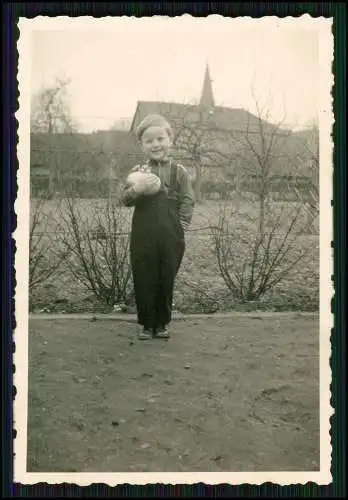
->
<box><xmin>130</xmin><ymin>65</ymin><xmax>278</xmax><ymax>139</ymax></box>
<box><xmin>129</xmin><ymin>64</ymin><xmax>300</xmax><ymax>188</ymax></box>
<box><xmin>30</xmin><ymin>65</ymin><xmax>317</xmax><ymax>199</ymax></box>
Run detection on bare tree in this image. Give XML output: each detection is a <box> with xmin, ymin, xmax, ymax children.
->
<box><xmin>31</xmin><ymin>76</ymin><xmax>76</xmax><ymax>134</ymax></box>
<box><xmin>155</xmin><ymin>101</ymin><xmax>236</xmax><ymax>202</ymax></box>
<box><xmin>31</xmin><ymin>77</ymin><xmax>77</xmax><ymax>197</ymax></box>
<box><xmin>173</xmin><ymin>107</ymin><xmax>210</xmax><ymax>203</ymax></box>
<box><xmin>151</xmin><ymin>90</ymin><xmax>316</xmax><ymax>222</ymax></box>
<box><xmin>211</xmin><ymin>89</ymin><xmax>316</xmax><ymax>302</ymax></box>
<box><xmin>291</xmin><ymin>124</ymin><xmax>319</xmax><ymax>233</ymax></box>
<box><xmin>228</xmin><ymin>88</ymin><xmax>295</xmax><ymax>236</ymax></box>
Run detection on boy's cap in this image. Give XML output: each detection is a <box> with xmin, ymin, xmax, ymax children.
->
<box><xmin>136</xmin><ymin>114</ymin><xmax>172</xmax><ymax>141</ymax></box>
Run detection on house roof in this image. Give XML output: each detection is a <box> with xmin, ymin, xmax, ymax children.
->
<box><xmin>130</xmin><ymin>100</ymin><xmax>287</xmax><ymax>137</ymax></box>
<box><xmin>129</xmin><ymin>63</ymin><xmax>285</xmax><ymax>136</ymax></box>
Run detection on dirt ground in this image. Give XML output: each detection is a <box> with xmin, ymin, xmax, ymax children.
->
<box><xmin>27</xmin><ymin>314</ymin><xmax>320</xmax><ymax>473</ymax></box>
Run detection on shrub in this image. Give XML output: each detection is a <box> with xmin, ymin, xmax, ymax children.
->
<box><xmin>54</xmin><ymin>197</ymin><xmax>132</xmax><ymax>306</ymax></box>
<box><xmin>212</xmin><ymin>199</ymin><xmax>316</xmax><ymax>302</ymax></box>
<box><xmin>29</xmin><ymin>196</ymin><xmax>68</xmax><ymax>291</ymax></box>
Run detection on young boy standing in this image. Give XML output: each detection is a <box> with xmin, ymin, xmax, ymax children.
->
<box><xmin>121</xmin><ymin>114</ymin><xmax>195</xmax><ymax>340</ymax></box>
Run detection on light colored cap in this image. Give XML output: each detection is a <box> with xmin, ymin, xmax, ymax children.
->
<box><xmin>136</xmin><ymin>114</ymin><xmax>172</xmax><ymax>141</ymax></box>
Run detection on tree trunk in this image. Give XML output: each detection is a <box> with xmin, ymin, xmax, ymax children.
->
<box><xmin>194</xmin><ymin>162</ymin><xmax>202</xmax><ymax>203</ymax></box>
<box><xmin>259</xmin><ymin>192</ymin><xmax>265</xmax><ymax>237</ymax></box>
<box><xmin>48</xmin><ymin>117</ymin><xmax>54</xmax><ymax>199</ymax></box>
<box><xmin>258</xmin><ymin>176</ymin><xmax>269</xmax><ymax>238</ymax></box>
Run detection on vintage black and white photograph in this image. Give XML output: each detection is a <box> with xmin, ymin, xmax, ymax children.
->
<box><xmin>15</xmin><ymin>15</ymin><xmax>333</xmax><ymax>485</ymax></box>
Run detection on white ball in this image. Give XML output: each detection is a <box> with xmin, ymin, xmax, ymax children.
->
<box><xmin>126</xmin><ymin>171</ymin><xmax>161</xmax><ymax>195</ymax></box>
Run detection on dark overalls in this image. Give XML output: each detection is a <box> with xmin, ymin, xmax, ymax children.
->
<box><xmin>130</xmin><ymin>161</ymin><xmax>185</xmax><ymax>331</ymax></box>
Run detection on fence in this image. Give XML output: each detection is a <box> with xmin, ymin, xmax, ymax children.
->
<box><xmin>31</xmin><ymin>175</ymin><xmax>317</xmax><ymax>202</ymax></box>
<box><xmin>29</xmin><ymin>196</ymin><xmax>319</xmax><ymax>314</ymax></box>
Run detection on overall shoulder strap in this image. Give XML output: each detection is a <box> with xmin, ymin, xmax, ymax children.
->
<box><xmin>169</xmin><ymin>160</ymin><xmax>178</xmax><ymax>194</ymax></box>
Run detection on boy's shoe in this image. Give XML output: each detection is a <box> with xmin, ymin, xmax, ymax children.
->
<box><xmin>138</xmin><ymin>328</ymin><xmax>153</xmax><ymax>340</ymax></box>
<box><xmin>154</xmin><ymin>325</ymin><xmax>170</xmax><ymax>339</ymax></box>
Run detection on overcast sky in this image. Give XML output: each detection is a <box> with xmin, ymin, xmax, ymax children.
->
<box><xmin>30</xmin><ymin>16</ymin><xmax>326</xmax><ymax>133</ymax></box>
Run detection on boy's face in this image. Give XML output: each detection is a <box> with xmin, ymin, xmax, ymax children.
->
<box><xmin>140</xmin><ymin>126</ymin><xmax>171</xmax><ymax>161</ymax></box>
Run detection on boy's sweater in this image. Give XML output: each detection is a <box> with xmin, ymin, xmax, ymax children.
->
<box><xmin>122</xmin><ymin>159</ymin><xmax>195</xmax><ymax>231</ymax></box>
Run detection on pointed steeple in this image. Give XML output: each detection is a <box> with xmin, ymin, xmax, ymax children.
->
<box><xmin>199</xmin><ymin>64</ymin><xmax>215</xmax><ymax>108</ymax></box>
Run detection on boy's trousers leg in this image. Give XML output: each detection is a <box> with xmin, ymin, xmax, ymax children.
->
<box><xmin>156</xmin><ymin>238</ymin><xmax>185</xmax><ymax>327</ymax></box>
<box><xmin>131</xmin><ymin>240</ymin><xmax>159</xmax><ymax>330</ymax></box>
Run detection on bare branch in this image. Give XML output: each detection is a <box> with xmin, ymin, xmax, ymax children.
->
<box><xmin>54</xmin><ymin>196</ymin><xmax>132</xmax><ymax>306</ymax></box>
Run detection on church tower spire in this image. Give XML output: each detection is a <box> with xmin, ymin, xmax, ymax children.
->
<box><xmin>199</xmin><ymin>64</ymin><xmax>215</xmax><ymax>108</ymax></box>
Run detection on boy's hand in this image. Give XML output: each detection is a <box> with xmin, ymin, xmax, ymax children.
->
<box><xmin>122</xmin><ymin>185</ymin><xmax>139</xmax><ymax>207</ymax></box>
<box><xmin>124</xmin><ymin>185</ymin><xmax>137</xmax><ymax>198</ymax></box>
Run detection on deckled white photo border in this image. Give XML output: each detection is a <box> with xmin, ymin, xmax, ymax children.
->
<box><xmin>14</xmin><ymin>14</ymin><xmax>334</xmax><ymax>486</ymax></box>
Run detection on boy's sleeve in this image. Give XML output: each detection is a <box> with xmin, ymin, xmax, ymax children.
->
<box><xmin>177</xmin><ymin>164</ymin><xmax>195</xmax><ymax>231</ymax></box>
